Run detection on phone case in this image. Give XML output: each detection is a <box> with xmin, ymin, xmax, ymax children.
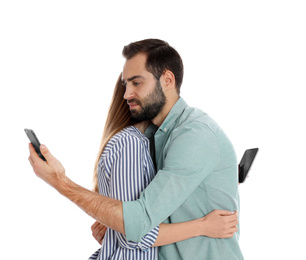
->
<box><xmin>238</xmin><ymin>148</ymin><xmax>258</xmax><ymax>183</ymax></box>
<box><xmin>24</xmin><ymin>128</ymin><xmax>46</xmax><ymax>161</ymax></box>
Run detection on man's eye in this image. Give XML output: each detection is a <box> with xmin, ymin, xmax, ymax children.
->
<box><xmin>132</xmin><ymin>82</ymin><xmax>140</xmax><ymax>86</ymax></box>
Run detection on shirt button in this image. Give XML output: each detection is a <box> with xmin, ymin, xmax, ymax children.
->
<box><xmin>164</xmin><ymin>128</ymin><xmax>167</xmax><ymax>132</ymax></box>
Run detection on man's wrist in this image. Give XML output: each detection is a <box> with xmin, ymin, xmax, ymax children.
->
<box><xmin>55</xmin><ymin>174</ymin><xmax>73</xmax><ymax>196</ymax></box>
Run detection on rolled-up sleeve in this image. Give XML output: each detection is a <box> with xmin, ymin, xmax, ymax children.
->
<box><xmin>116</xmin><ymin>226</ymin><xmax>159</xmax><ymax>251</ymax></box>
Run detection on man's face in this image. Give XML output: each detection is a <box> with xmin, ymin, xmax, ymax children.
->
<box><xmin>122</xmin><ymin>53</ymin><xmax>166</xmax><ymax>121</ymax></box>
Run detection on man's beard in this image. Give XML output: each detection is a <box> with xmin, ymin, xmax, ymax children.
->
<box><xmin>129</xmin><ymin>80</ymin><xmax>166</xmax><ymax>122</ymax></box>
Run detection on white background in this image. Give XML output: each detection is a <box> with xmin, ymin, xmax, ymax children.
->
<box><xmin>1</xmin><ymin>1</ymin><xmax>305</xmax><ymax>259</ymax></box>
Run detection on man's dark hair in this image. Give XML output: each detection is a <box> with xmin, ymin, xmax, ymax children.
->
<box><xmin>122</xmin><ymin>39</ymin><xmax>184</xmax><ymax>94</ymax></box>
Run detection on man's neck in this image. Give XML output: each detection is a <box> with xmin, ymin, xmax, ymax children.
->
<box><xmin>152</xmin><ymin>96</ymin><xmax>179</xmax><ymax>127</ymax></box>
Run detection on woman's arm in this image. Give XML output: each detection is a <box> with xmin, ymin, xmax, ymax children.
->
<box><xmin>91</xmin><ymin>209</ymin><xmax>238</xmax><ymax>246</ymax></box>
<box><xmin>153</xmin><ymin>210</ymin><xmax>238</xmax><ymax>247</ymax></box>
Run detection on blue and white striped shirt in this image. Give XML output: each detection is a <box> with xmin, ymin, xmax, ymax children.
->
<box><xmin>89</xmin><ymin>126</ymin><xmax>159</xmax><ymax>260</ymax></box>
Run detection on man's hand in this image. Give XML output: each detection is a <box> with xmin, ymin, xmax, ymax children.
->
<box><xmin>28</xmin><ymin>143</ymin><xmax>125</xmax><ymax>234</ymax></box>
<box><xmin>28</xmin><ymin>143</ymin><xmax>66</xmax><ymax>188</ymax></box>
<box><xmin>91</xmin><ymin>221</ymin><xmax>107</xmax><ymax>245</ymax></box>
<box><xmin>200</xmin><ymin>210</ymin><xmax>239</xmax><ymax>238</ymax></box>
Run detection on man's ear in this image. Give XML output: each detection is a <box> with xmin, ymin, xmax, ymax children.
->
<box><xmin>160</xmin><ymin>70</ymin><xmax>176</xmax><ymax>91</ymax></box>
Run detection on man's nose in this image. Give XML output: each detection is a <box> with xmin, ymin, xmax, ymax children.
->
<box><xmin>123</xmin><ymin>85</ymin><xmax>134</xmax><ymax>100</ymax></box>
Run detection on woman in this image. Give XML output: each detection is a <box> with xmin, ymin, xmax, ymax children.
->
<box><xmin>89</xmin><ymin>74</ymin><xmax>238</xmax><ymax>259</ymax></box>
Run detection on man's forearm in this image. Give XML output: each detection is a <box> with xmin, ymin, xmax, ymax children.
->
<box><xmin>28</xmin><ymin>144</ymin><xmax>125</xmax><ymax>233</ymax></box>
<box><xmin>57</xmin><ymin>176</ymin><xmax>125</xmax><ymax>234</ymax></box>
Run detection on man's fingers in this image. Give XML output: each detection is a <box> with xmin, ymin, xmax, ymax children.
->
<box><xmin>29</xmin><ymin>143</ymin><xmax>41</xmax><ymax>161</ymax></box>
<box><xmin>29</xmin><ymin>143</ymin><xmax>49</xmax><ymax>166</ymax></box>
<box><xmin>29</xmin><ymin>144</ymin><xmax>44</xmax><ymax>174</ymax></box>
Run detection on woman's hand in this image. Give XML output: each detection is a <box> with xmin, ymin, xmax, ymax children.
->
<box><xmin>91</xmin><ymin>221</ymin><xmax>107</xmax><ymax>245</ymax></box>
<box><xmin>199</xmin><ymin>210</ymin><xmax>239</xmax><ymax>238</ymax></box>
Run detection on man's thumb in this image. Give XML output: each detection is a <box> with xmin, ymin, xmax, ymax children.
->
<box><xmin>40</xmin><ymin>144</ymin><xmax>52</xmax><ymax>160</ymax></box>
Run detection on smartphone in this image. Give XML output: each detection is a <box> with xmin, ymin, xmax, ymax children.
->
<box><xmin>24</xmin><ymin>128</ymin><xmax>46</xmax><ymax>161</ymax></box>
<box><xmin>238</xmin><ymin>148</ymin><xmax>259</xmax><ymax>183</ymax></box>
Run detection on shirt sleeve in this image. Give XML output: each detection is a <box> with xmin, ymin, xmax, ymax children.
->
<box><xmin>123</xmin><ymin>122</ymin><xmax>221</xmax><ymax>241</ymax></box>
<box><xmin>108</xmin><ymin>134</ymin><xmax>159</xmax><ymax>250</ymax></box>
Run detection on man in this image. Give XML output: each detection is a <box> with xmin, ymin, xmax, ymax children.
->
<box><xmin>28</xmin><ymin>39</ymin><xmax>243</xmax><ymax>259</ymax></box>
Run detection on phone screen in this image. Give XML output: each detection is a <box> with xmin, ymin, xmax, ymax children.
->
<box><xmin>24</xmin><ymin>128</ymin><xmax>46</xmax><ymax>161</ymax></box>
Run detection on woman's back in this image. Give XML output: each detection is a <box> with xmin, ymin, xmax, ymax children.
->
<box><xmin>89</xmin><ymin>126</ymin><xmax>159</xmax><ymax>260</ymax></box>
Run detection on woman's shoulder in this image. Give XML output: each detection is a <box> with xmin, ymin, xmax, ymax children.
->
<box><xmin>115</xmin><ymin>126</ymin><xmax>146</xmax><ymax>142</ymax></box>
<box><xmin>103</xmin><ymin>126</ymin><xmax>148</xmax><ymax>156</ymax></box>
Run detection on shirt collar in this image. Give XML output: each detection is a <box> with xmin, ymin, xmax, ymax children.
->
<box><xmin>158</xmin><ymin>97</ymin><xmax>187</xmax><ymax>133</ymax></box>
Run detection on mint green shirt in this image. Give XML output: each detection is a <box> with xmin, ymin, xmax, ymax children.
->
<box><xmin>123</xmin><ymin>98</ymin><xmax>243</xmax><ymax>260</ymax></box>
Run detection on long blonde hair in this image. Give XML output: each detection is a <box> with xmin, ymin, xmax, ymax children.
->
<box><xmin>93</xmin><ymin>73</ymin><xmax>132</xmax><ymax>192</ymax></box>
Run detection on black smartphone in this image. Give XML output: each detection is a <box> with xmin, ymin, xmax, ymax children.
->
<box><xmin>24</xmin><ymin>128</ymin><xmax>46</xmax><ymax>161</ymax></box>
<box><xmin>238</xmin><ymin>148</ymin><xmax>259</xmax><ymax>183</ymax></box>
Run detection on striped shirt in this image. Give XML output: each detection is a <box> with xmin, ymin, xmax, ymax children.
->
<box><xmin>89</xmin><ymin>126</ymin><xmax>159</xmax><ymax>260</ymax></box>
